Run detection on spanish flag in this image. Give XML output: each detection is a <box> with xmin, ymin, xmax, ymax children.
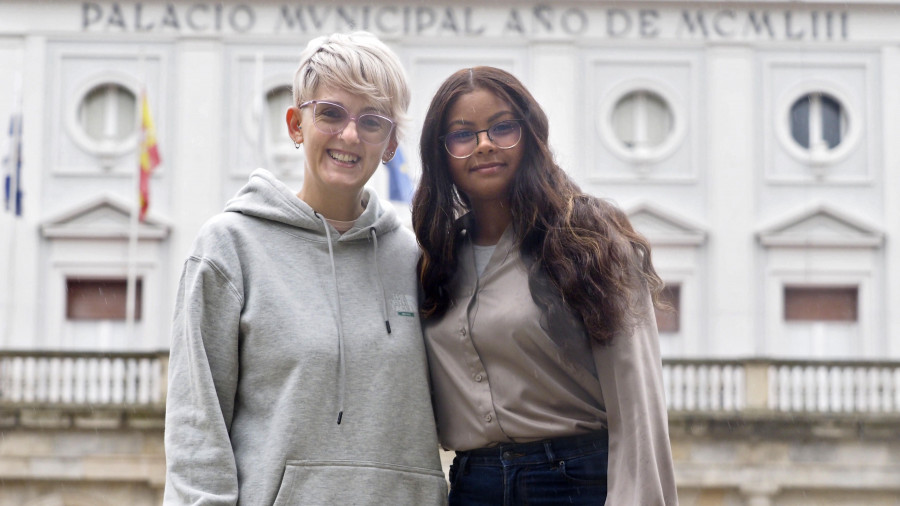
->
<box><xmin>139</xmin><ymin>90</ymin><xmax>160</xmax><ymax>222</ymax></box>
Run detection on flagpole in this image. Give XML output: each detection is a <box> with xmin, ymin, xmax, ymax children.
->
<box><xmin>2</xmin><ymin>71</ymin><xmax>22</xmax><ymax>347</ymax></box>
<box><xmin>125</xmin><ymin>138</ymin><xmax>140</xmax><ymax>344</ymax></box>
<box><xmin>2</xmin><ymin>200</ymin><xmax>13</xmax><ymax>347</ymax></box>
<box><xmin>125</xmin><ymin>53</ymin><xmax>145</xmax><ymax>345</ymax></box>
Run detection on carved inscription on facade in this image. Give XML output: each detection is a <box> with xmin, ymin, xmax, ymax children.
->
<box><xmin>80</xmin><ymin>3</ymin><xmax>850</xmax><ymax>41</ymax></box>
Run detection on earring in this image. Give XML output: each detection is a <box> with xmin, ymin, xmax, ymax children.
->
<box><xmin>294</xmin><ymin>141</ymin><xmax>301</xmax><ymax>149</ymax></box>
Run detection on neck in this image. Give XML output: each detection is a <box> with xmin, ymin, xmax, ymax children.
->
<box><xmin>298</xmin><ymin>183</ymin><xmax>366</xmax><ymax>221</ymax></box>
<box><xmin>469</xmin><ymin>200</ymin><xmax>512</xmax><ymax>246</ymax></box>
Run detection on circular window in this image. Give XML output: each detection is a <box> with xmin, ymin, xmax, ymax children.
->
<box><xmin>611</xmin><ymin>91</ymin><xmax>673</xmax><ymax>151</ymax></box>
<box><xmin>67</xmin><ymin>78</ymin><xmax>141</xmax><ymax>162</ymax></box>
<box><xmin>79</xmin><ymin>84</ymin><xmax>137</xmax><ymax>142</ymax></box>
<box><xmin>777</xmin><ymin>85</ymin><xmax>859</xmax><ymax>167</ymax></box>
<box><xmin>789</xmin><ymin>93</ymin><xmax>847</xmax><ymax>152</ymax></box>
<box><xmin>598</xmin><ymin>83</ymin><xmax>685</xmax><ymax>165</ymax></box>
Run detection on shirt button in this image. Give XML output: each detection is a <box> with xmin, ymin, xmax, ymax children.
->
<box><xmin>474</xmin><ymin>374</ymin><xmax>483</xmax><ymax>382</ymax></box>
<box><xmin>484</xmin><ymin>413</ymin><xmax>492</xmax><ymax>422</ymax></box>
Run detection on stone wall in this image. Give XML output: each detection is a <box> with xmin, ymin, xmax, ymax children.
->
<box><xmin>670</xmin><ymin>413</ymin><xmax>900</xmax><ymax>506</ymax></box>
<box><xmin>0</xmin><ymin>406</ymin><xmax>165</xmax><ymax>506</ymax></box>
<box><xmin>2</xmin><ymin>406</ymin><xmax>899</xmax><ymax>505</ymax></box>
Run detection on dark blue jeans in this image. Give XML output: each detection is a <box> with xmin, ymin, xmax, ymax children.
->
<box><xmin>448</xmin><ymin>431</ymin><xmax>609</xmax><ymax>506</ymax></box>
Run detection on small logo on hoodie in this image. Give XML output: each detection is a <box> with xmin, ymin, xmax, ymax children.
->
<box><xmin>391</xmin><ymin>294</ymin><xmax>417</xmax><ymax>317</ymax></box>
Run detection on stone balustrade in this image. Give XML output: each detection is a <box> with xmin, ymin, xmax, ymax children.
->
<box><xmin>662</xmin><ymin>358</ymin><xmax>900</xmax><ymax>415</ymax></box>
<box><xmin>0</xmin><ymin>350</ymin><xmax>168</xmax><ymax>410</ymax></box>
<box><xmin>2</xmin><ymin>351</ymin><xmax>899</xmax><ymax>505</ymax></box>
<box><xmin>2</xmin><ymin>351</ymin><xmax>899</xmax><ymax>417</ymax></box>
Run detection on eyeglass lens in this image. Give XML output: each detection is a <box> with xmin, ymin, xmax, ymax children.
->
<box><xmin>310</xmin><ymin>101</ymin><xmax>394</xmax><ymax>144</ymax></box>
<box><xmin>444</xmin><ymin>120</ymin><xmax>522</xmax><ymax>158</ymax></box>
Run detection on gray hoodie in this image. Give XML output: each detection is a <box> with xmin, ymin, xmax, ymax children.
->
<box><xmin>164</xmin><ymin>169</ymin><xmax>447</xmax><ymax>505</ymax></box>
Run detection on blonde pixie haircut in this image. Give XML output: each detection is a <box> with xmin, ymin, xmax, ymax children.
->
<box><xmin>292</xmin><ymin>31</ymin><xmax>411</xmax><ymax>139</ymax></box>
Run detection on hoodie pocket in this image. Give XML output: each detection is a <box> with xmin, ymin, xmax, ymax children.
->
<box><xmin>272</xmin><ymin>459</ymin><xmax>448</xmax><ymax>506</ymax></box>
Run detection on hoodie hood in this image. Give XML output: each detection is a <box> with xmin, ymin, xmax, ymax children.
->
<box><xmin>223</xmin><ymin>168</ymin><xmax>401</xmax><ymax>241</ymax></box>
<box><xmin>165</xmin><ymin>166</ymin><xmax>447</xmax><ymax>504</ymax></box>
<box><xmin>224</xmin><ymin>168</ymin><xmax>401</xmax><ymax>424</ymax></box>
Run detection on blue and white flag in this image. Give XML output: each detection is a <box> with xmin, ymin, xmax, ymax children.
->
<box><xmin>386</xmin><ymin>147</ymin><xmax>413</xmax><ymax>203</ymax></box>
<box><xmin>2</xmin><ymin>111</ymin><xmax>22</xmax><ymax>217</ymax></box>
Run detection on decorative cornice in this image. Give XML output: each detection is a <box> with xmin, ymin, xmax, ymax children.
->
<box><xmin>40</xmin><ymin>193</ymin><xmax>170</xmax><ymax>240</ymax></box>
<box><xmin>757</xmin><ymin>202</ymin><xmax>883</xmax><ymax>248</ymax></box>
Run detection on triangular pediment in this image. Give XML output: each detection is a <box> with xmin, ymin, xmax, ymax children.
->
<box><xmin>41</xmin><ymin>193</ymin><xmax>170</xmax><ymax>240</ymax></box>
<box><xmin>758</xmin><ymin>203</ymin><xmax>882</xmax><ymax>248</ymax></box>
<box><xmin>626</xmin><ymin>202</ymin><xmax>707</xmax><ymax>246</ymax></box>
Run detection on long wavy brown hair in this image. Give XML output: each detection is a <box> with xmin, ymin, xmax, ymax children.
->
<box><xmin>413</xmin><ymin>66</ymin><xmax>665</xmax><ymax>344</ymax></box>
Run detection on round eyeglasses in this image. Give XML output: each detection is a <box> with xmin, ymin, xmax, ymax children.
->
<box><xmin>439</xmin><ymin>119</ymin><xmax>524</xmax><ymax>159</ymax></box>
<box><xmin>299</xmin><ymin>100</ymin><xmax>395</xmax><ymax>145</ymax></box>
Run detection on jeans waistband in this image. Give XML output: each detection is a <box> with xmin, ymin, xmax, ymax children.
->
<box><xmin>457</xmin><ymin>431</ymin><xmax>609</xmax><ymax>461</ymax></box>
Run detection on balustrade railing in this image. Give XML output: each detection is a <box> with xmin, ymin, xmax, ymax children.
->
<box><xmin>1</xmin><ymin>351</ymin><xmax>899</xmax><ymax>416</ymax></box>
<box><xmin>0</xmin><ymin>350</ymin><xmax>168</xmax><ymax>407</ymax></box>
<box><xmin>663</xmin><ymin>358</ymin><xmax>900</xmax><ymax>415</ymax></box>
<box><xmin>766</xmin><ymin>360</ymin><xmax>900</xmax><ymax>414</ymax></box>
<box><xmin>663</xmin><ymin>359</ymin><xmax>746</xmax><ymax>412</ymax></box>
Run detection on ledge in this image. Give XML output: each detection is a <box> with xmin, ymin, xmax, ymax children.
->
<box><xmin>0</xmin><ymin>404</ymin><xmax>166</xmax><ymax>430</ymax></box>
<box><xmin>669</xmin><ymin>410</ymin><xmax>900</xmax><ymax>440</ymax></box>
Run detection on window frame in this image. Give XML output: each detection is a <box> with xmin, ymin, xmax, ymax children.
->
<box><xmin>783</xmin><ymin>285</ymin><xmax>859</xmax><ymax>323</ymax></box>
<box><xmin>775</xmin><ymin>81</ymin><xmax>860</xmax><ymax>169</ymax></box>
<box><xmin>66</xmin><ymin>277</ymin><xmax>143</xmax><ymax>321</ymax></box>
<box><xmin>655</xmin><ymin>283</ymin><xmax>682</xmax><ymax>334</ymax></box>
<box><xmin>765</xmin><ymin>273</ymin><xmax>873</xmax><ymax>359</ymax></box>
<box><xmin>597</xmin><ymin>79</ymin><xmax>686</xmax><ymax>165</ymax></box>
<box><xmin>66</xmin><ymin>73</ymin><xmax>142</xmax><ymax>164</ymax></box>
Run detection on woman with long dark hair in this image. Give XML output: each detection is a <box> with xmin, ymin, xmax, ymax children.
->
<box><xmin>413</xmin><ymin>66</ymin><xmax>678</xmax><ymax>505</ymax></box>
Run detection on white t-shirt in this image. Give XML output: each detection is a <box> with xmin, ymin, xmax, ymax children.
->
<box><xmin>472</xmin><ymin>243</ymin><xmax>497</xmax><ymax>277</ymax></box>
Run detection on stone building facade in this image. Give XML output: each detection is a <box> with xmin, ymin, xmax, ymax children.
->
<box><xmin>1</xmin><ymin>1</ymin><xmax>899</xmax><ymax>504</ymax></box>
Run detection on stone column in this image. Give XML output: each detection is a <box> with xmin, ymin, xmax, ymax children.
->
<box><xmin>883</xmin><ymin>45</ymin><xmax>900</xmax><ymax>359</ymax></box>
<box><xmin>705</xmin><ymin>44</ymin><xmax>757</xmax><ymax>357</ymax></box>
<box><xmin>166</xmin><ymin>38</ymin><xmax>226</xmax><ymax>349</ymax></box>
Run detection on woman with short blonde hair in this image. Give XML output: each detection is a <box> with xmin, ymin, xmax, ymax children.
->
<box><xmin>164</xmin><ymin>32</ymin><xmax>447</xmax><ymax>505</ymax></box>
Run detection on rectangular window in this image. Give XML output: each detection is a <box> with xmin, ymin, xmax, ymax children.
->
<box><xmin>784</xmin><ymin>286</ymin><xmax>857</xmax><ymax>322</ymax></box>
<box><xmin>655</xmin><ymin>284</ymin><xmax>680</xmax><ymax>333</ymax></box>
<box><xmin>66</xmin><ymin>278</ymin><xmax>142</xmax><ymax>320</ymax></box>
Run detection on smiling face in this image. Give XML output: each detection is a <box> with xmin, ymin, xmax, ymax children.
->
<box><xmin>443</xmin><ymin>88</ymin><xmax>524</xmax><ymax>209</ymax></box>
<box><xmin>287</xmin><ymin>85</ymin><xmax>398</xmax><ymax>207</ymax></box>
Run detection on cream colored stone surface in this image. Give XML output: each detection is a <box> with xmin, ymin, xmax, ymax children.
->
<box><xmin>0</xmin><ymin>411</ymin><xmax>166</xmax><ymax>505</ymax></box>
<box><xmin>2</xmin><ymin>409</ymin><xmax>900</xmax><ymax>505</ymax></box>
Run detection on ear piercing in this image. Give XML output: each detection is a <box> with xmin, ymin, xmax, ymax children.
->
<box><xmin>294</xmin><ymin>125</ymin><xmax>303</xmax><ymax>148</ymax></box>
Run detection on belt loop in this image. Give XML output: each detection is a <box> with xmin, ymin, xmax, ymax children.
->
<box><xmin>543</xmin><ymin>440</ymin><xmax>556</xmax><ymax>467</ymax></box>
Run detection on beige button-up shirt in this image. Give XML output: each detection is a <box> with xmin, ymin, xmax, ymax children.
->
<box><xmin>423</xmin><ymin>222</ymin><xmax>678</xmax><ymax>505</ymax></box>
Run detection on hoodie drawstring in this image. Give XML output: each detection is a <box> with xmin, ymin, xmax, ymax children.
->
<box><xmin>370</xmin><ymin>228</ymin><xmax>392</xmax><ymax>335</ymax></box>
<box><xmin>317</xmin><ymin>213</ymin><xmax>347</xmax><ymax>425</ymax></box>
<box><xmin>316</xmin><ymin>215</ymin><xmax>393</xmax><ymax>425</ymax></box>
